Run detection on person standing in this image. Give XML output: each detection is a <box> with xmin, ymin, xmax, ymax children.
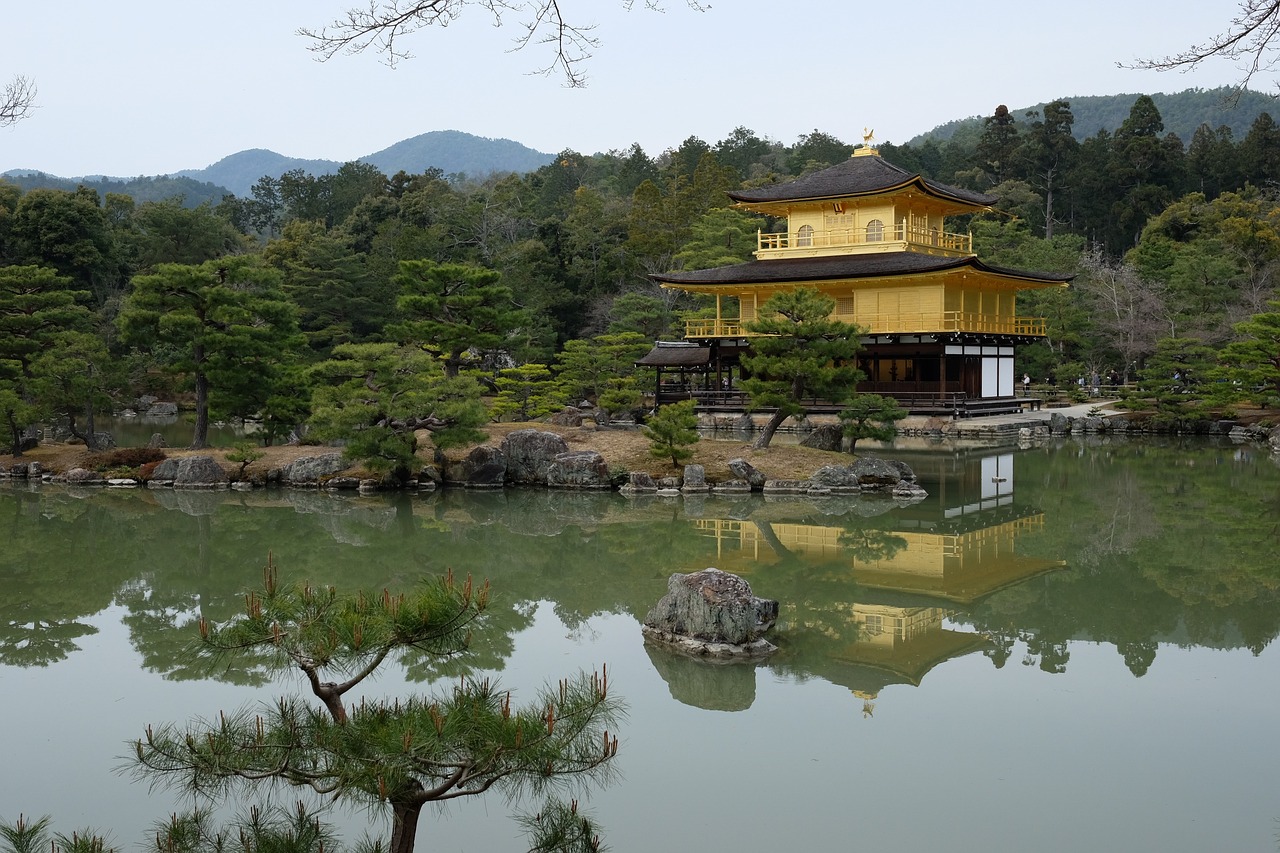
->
<box><xmin>1022</xmin><ymin>373</ymin><xmax>1031</xmax><ymax>397</ymax></box>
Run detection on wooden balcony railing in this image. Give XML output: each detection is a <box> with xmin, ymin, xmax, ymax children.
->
<box><xmin>757</xmin><ymin>225</ymin><xmax>972</xmax><ymax>255</ymax></box>
<box><xmin>684</xmin><ymin>313</ymin><xmax>1046</xmax><ymax>338</ymax></box>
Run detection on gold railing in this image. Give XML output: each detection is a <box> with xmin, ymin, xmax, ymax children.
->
<box><xmin>757</xmin><ymin>225</ymin><xmax>972</xmax><ymax>254</ymax></box>
<box><xmin>684</xmin><ymin>313</ymin><xmax>1046</xmax><ymax>338</ymax></box>
<box><xmin>682</xmin><ymin>318</ymin><xmax>756</xmax><ymax>338</ymax></box>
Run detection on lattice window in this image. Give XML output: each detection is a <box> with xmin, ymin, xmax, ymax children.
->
<box><xmin>797</xmin><ymin>224</ymin><xmax>814</xmax><ymax>247</ymax></box>
<box><xmin>866</xmin><ymin>219</ymin><xmax>885</xmax><ymax>242</ymax></box>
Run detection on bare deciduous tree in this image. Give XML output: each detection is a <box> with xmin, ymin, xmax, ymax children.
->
<box><xmin>1</xmin><ymin>75</ymin><xmax>36</xmax><ymax>127</ymax></box>
<box><xmin>301</xmin><ymin>1</ymin><xmax>708</xmax><ymax>87</ymax></box>
<box><xmin>1077</xmin><ymin>248</ymin><xmax>1170</xmax><ymax>381</ymax></box>
<box><xmin>1125</xmin><ymin>0</ymin><xmax>1280</xmax><ymax>92</ymax></box>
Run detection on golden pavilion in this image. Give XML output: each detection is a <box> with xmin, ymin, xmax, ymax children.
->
<box><xmin>646</xmin><ymin>133</ymin><xmax>1072</xmax><ymax>415</ymax></box>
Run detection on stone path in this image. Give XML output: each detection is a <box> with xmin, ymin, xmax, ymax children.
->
<box><xmin>898</xmin><ymin>399</ymin><xmax>1124</xmax><ymax>439</ymax></box>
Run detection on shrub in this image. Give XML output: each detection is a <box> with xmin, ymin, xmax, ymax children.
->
<box><xmin>643</xmin><ymin>400</ymin><xmax>699</xmax><ymax>468</ymax></box>
<box><xmin>89</xmin><ymin>447</ymin><xmax>167</xmax><ymax>471</ymax></box>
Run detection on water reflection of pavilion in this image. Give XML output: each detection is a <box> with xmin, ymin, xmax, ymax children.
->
<box><xmin>691</xmin><ymin>451</ymin><xmax>1066</xmax><ymax>700</ymax></box>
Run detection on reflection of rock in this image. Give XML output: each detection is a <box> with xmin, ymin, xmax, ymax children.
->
<box><xmin>151</xmin><ymin>488</ymin><xmax>229</xmax><ymax>517</ymax></box>
<box><xmin>499</xmin><ymin>490</ymin><xmax>614</xmax><ymax>536</ymax></box>
<box><xmin>848</xmin><ymin>495</ymin><xmax>907</xmax><ymax>518</ymax></box>
<box><xmin>642</xmin><ymin>568</ymin><xmax>779</xmax><ymax>659</ymax></box>
<box><xmin>643</xmin><ymin>643</ymin><xmax>758</xmax><ymax>711</ymax></box>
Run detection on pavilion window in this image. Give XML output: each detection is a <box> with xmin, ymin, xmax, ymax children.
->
<box><xmin>866</xmin><ymin>219</ymin><xmax>885</xmax><ymax>242</ymax></box>
<box><xmin>797</xmin><ymin>224</ymin><xmax>814</xmax><ymax>247</ymax></box>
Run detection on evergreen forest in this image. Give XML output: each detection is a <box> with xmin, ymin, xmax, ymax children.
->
<box><xmin>4</xmin><ymin>91</ymin><xmax>1280</xmax><ymax>464</ymax></box>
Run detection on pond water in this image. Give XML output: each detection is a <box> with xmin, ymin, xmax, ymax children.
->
<box><xmin>2</xmin><ymin>437</ymin><xmax>1279</xmax><ymax>852</ymax></box>
<box><xmin>88</xmin><ymin>414</ymin><xmax>248</xmax><ymax>449</ymax></box>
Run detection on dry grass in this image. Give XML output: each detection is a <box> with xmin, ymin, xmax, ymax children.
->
<box><xmin>478</xmin><ymin>422</ymin><xmax>844</xmax><ymax>482</ymax></box>
<box><xmin>3</xmin><ymin>422</ymin><xmax>845</xmax><ymax>482</ymax></box>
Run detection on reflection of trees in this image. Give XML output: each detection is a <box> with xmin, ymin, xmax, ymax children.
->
<box><xmin>5</xmin><ymin>442</ymin><xmax>1279</xmax><ymax>691</ymax></box>
<box><xmin>0</xmin><ymin>489</ymin><xmax>133</xmax><ymax>666</ymax></box>
<box><xmin>961</xmin><ymin>442</ymin><xmax>1280</xmax><ymax>676</ymax></box>
<box><xmin>838</xmin><ymin>528</ymin><xmax>909</xmax><ymax>564</ymax></box>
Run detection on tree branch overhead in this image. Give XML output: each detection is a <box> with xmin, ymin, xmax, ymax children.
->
<box><xmin>301</xmin><ymin>1</ymin><xmax>708</xmax><ymax>87</ymax></box>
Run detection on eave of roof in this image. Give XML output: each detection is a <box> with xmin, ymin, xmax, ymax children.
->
<box><xmin>728</xmin><ymin>154</ymin><xmax>997</xmax><ymax>208</ymax></box>
<box><xmin>650</xmin><ymin>252</ymin><xmax>1074</xmax><ymax>288</ymax></box>
<box><xmin>635</xmin><ymin>343</ymin><xmax>712</xmax><ymax>367</ymax></box>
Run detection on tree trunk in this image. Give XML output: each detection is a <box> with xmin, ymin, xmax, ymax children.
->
<box><xmin>66</xmin><ymin>406</ymin><xmax>99</xmax><ymax>451</ymax></box>
<box><xmin>191</xmin><ymin>355</ymin><xmax>210</xmax><ymax>449</ymax></box>
<box><xmin>389</xmin><ymin>799</ymin><xmax>424</xmax><ymax>853</ymax></box>
<box><xmin>1044</xmin><ymin>176</ymin><xmax>1055</xmax><ymax>239</ymax></box>
<box><xmin>6</xmin><ymin>412</ymin><xmax>22</xmax><ymax>457</ymax></box>
<box><xmin>751</xmin><ymin>411</ymin><xmax>787</xmax><ymax>449</ymax></box>
<box><xmin>84</xmin><ymin>399</ymin><xmax>99</xmax><ymax>451</ymax></box>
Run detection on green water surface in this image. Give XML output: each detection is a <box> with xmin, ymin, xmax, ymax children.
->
<box><xmin>2</xmin><ymin>437</ymin><xmax>1277</xmax><ymax>852</ymax></box>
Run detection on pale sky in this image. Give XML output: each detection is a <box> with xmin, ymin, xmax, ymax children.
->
<box><xmin>1</xmin><ymin>1</ymin><xmax>1264</xmax><ymax>180</ymax></box>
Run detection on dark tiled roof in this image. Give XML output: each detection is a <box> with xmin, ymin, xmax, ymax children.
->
<box><xmin>636</xmin><ymin>343</ymin><xmax>711</xmax><ymax>367</ymax></box>
<box><xmin>728</xmin><ymin>154</ymin><xmax>997</xmax><ymax>207</ymax></box>
<box><xmin>651</xmin><ymin>252</ymin><xmax>1073</xmax><ymax>287</ymax></box>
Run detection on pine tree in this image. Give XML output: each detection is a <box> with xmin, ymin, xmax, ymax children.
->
<box><xmin>838</xmin><ymin>394</ymin><xmax>908</xmax><ymax>452</ymax></box>
<box><xmin>643</xmin><ymin>399</ymin><xmax>699</xmax><ymax>467</ymax></box>
<box><xmin>131</xmin><ymin>557</ymin><xmax>621</xmax><ymax>853</ymax></box>
<box><xmin>740</xmin><ymin>289</ymin><xmax>864</xmax><ymax>449</ymax></box>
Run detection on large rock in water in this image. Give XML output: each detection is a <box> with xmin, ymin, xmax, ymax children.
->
<box><xmin>727</xmin><ymin>458</ymin><xmax>766</xmax><ymax>490</ymax></box>
<box><xmin>800</xmin><ymin>423</ymin><xmax>844</xmax><ymax>452</ymax></box>
<box><xmin>172</xmin><ymin>455</ymin><xmax>228</xmax><ymax>489</ymax></box>
<box><xmin>849</xmin><ymin>457</ymin><xmax>917</xmax><ymax>491</ymax></box>
<box><xmin>442</xmin><ymin>445</ymin><xmax>506</xmax><ymax>488</ymax></box>
<box><xmin>278</xmin><ymin>453</ymin><xmax>350</xmax><ymax>485</ymax></box>
<box><xmin>501</xmin><ymin>429</ymin><xmax>570</xmax><ymax>485</ymax></box>
<box><xmin>545</xmin><ymin>450</ymin><xmax>611</xmax><ymax>489</ymax></box>
<box><xmin>642</xmin><ymin>568</ymin><xmax>779</xmax><ymax>659</ymax></box>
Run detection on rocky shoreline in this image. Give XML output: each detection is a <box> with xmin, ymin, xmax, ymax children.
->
<box><xmin>4</xmin><ymin>412</ymin><xmax>1278</xmax><ymax>494</ymax></box>
<box><xmin>0</xmin><ymin>427</ymin><xmax>932</xmax><ymax>499</ymax></box>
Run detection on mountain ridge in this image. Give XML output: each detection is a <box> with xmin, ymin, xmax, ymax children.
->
<box><xmin>3</xmin><ymin>130</ymin><xmax>557</xmax><ymax>200</ymax></box>
<box><xmin>5</xmin><ymin>88</ymin><xmax>1275</xmax><ymax>202</ymax></box>
<box><xmin>908</xmin><ymin>87</ymin><xmax>1277</xmax><ymax>146</ymax></box>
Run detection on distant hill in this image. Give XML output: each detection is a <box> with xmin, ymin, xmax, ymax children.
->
<box><xmin>174</xmin><ymin>150</ymin><xmax>343</xmax><ymax>198</ymax></box>
<box><xmin>910</xmin><ymin>87</ymin><xmax>1279</xmax><ymax>147</ymax></box>
<box><xmin>0</xmin><ymin>171</ymin><xmax>232</xmax><ymax>206</ymax></box>
<box><xmin>361</xmin><ymin>130</ymin><xmax>554</xmax><ymax>181</ymax></box>
<box><xmin>177</xmin><ymin>131</ymin><xmax>555</xmax><ymax>196</ymax></box>
<box><xmin>3</xmin><ymin>130</ymin><xmax>556</xmax><ymax>200</ymax></box>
